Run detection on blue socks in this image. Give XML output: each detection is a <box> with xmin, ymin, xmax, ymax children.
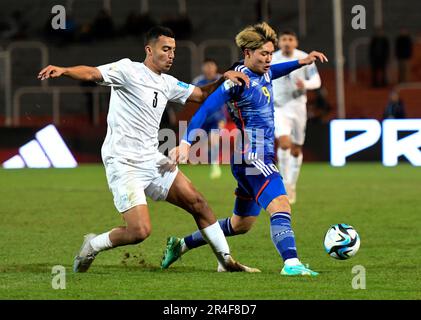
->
<box><xmin>184</xmin><ymin>217</ymin><xmax>234</xmax><ymax>249</ymax></box>
<box><xmin>270</xmin><ymin>212</ymin><xmax>298</xmax><ymax>261</ymax></box>
<box><xmin>183</xmin><ymin>213</ymin><xmax>298</xmax><ymax>263</ymax></box>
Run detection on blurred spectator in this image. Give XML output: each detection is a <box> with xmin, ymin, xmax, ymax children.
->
<box><xmin>383</xmin><ymin>90</ymin><xmax>406</xmax><ymax>119</ymax></box>
<box><xmin>307</xmin><ymin>87</ymin><xmax>332</xmax><ymax>124</ymax></box>
<box><xmin>0</xmin><ymin>10</ymin><xmax>28</xmax><ymax>40</ymax></box>
<box><xmin>192</xmin><ymin>59</ymin><xmax>227</xmax><ymax>179</ymax></box>
<box><xmin>369</xmin><ymin>28</ymin><xmax>390</xmax><ymax>88</ymax></box>
<box><xmin>91</xmin><ymin>9</ymin><xmax>115</xmax><ymax>40</ymax></box>
<box><xmin>395</xmin><ymin>28</ymin><xmax>413</xmax><ymax>83</ymax></box>
<box><xmin>192</xmin><ymin>58</ymin><xmax>222</xmax><ymax>86</ymax></box>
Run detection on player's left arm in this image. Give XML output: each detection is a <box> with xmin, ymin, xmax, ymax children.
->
<box><xmin>271</xmin><ymin>51</ymin><xmax>328</xmax><ymax>80</ymax></box>
<box><xmin>187</xmin><ymin>70</ymin><xmax>249</xmax><ymax>103</ymax></box>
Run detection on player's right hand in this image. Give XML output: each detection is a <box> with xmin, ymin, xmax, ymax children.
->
<box><xmin>38</xmin><ymin>65</ymin><xmax>66</xmax><ymax>80</ymax></box>
<box><xmin>300</xmin><ymin>51</ymin><xmax>328</xmax><ymax>65</ymax></box>
<box><xmin>169</xmin><ymin>142</ymin><xmax>191</xmax><ymax>164</ymax></box>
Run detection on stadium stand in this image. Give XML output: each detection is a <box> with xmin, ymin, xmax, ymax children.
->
<box><xmin>1</xmin><ymin>0</ymin><xmax>421</xmax><ymax>128</ymax></box>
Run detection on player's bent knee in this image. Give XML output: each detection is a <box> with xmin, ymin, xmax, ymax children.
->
<box><xmin>233</xmin><ymin>225</ymin><xmax>251</xmax><ymax>235</ymax></box>
<box><xmin>128</xmin><ymin>225</ymin><xmax>152</xmax><ymax>243</ymax></box>
<box><xmin>279</xmin><ymin>138</ymin><xmax>291</xmax><ymax>150</ymax></box>
<box><xmin>290</xmin><ymin>146</ymin><xmax>302</xmax><ymax>157</ymax></box>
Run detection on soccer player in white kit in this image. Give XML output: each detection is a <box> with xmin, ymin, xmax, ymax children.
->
<box><xmin>271</xmin><ymin>30</ymin><xmax>322</xmax><ymax>204</ymax></box>
<box><xmin>38</xmin><ymin>26</ymin><xmax>259</xmax><ymax>273</ymax></box>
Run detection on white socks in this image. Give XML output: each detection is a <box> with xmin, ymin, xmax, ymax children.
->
<box><xmin>200</xmin><ymin>221</ymin><xmax>231</xmax><ymax>264</ymax></box>
<box><xmin>288</xmin><ymin>153</ymin><xmax>303</xmax><ymax>189</ymax></box>
<box><xmin>277</xmin><ymin>148</ymin><xmax>290</xmax><ymax>182</ymax></box>
<box><xmin>90</xmin><ymin>231</ymin><xmax>113</xmax><ymax>252</ymax></box>
<box><xmin>180</xmin><ymin>238</ymin><xmax>189</xmax><ymax>254</ymax></box>
<box><xmin>284</xmin><ymin>258</ymin><xmax>301</xmax><ymax>266</ymax></box>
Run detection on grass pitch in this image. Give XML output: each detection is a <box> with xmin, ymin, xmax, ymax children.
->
<box><xmin>0</xmin><ymin>163</ymin><xmax>420</xmax><ymax>300</ymax></box>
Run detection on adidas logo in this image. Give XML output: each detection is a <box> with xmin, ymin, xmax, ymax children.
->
<box><xmin>251</xmin><ymin>81</ymin><xmax>259</xmax><ymax>87</ymax></box>
<box><xmin>2</xmin><ymin>124</ymin><xmax>77</xmax><ymax>169</ymax></box>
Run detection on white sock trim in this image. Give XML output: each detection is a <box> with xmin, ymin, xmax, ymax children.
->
<box><xmin>180</xmin><ymin>238</ymin><xmax>189</xmax><ymax>254</ymax></box>
<box><xmin>200</xmin><ymin>221</ymin><xmax>230</xmax><ymax>264</ymax></box>
<box><xmin>90</xmin><ymin>231</ymin><xmax>113</xmax><ymax>252</ymax></box>
<box><xmin>284</xmin><ymin>258</ymin><xmax>301</xmax><ymax>266</ymax></box>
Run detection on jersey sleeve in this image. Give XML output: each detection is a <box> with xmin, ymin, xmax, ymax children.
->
<box><xmin>167</xmin><ymin>76</ymin><xmax>195</xmax><ymax>105</ymax></box>
<box><xmin>270</xmin><ymin>60</ymin><xmax>302</xmax><ymax>80</ymax></box>
<box><xmin>181</xmin><ymin>80</ymin><xmax>237</xmax><ymax>145</ymax></box>
<box><xmin>303</xmin><ymin>63</ymin><xmax>321</xmax><ymax>90</ymax></box>
<box><xmin>96</xmin><ymin>58</ymin><xmax>132</xmax><ymax>87</ymax></box>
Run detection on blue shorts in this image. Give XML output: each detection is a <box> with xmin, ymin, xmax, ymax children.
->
<box><xmin>231</xmin><ymin>154</ymin><xmax>287</xmax><ymax>217</ymax></box>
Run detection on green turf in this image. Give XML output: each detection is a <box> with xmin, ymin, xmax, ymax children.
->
<box><xmin>0</xmin><ymin>163</ymin><xmax>420</xmax><ymax>299</ymax></box>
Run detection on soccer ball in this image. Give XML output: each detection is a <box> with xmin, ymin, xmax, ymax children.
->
<box><xmin>323</xmin><ymin>223</ymin><xmax>360</xmax><ymax>260</ymax></box>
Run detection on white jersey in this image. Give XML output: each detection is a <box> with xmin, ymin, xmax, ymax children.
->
<box><xmin>271</xmin><ymin>49</ymin><xmax>320</xmax><ymax>108</ymax></box>
<box><xmin>96</xmin><ymin>59</ymin><xmax>195</xmax><ymax>163</ymax></box>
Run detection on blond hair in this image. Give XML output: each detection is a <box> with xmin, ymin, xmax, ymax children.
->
<box><xmin>235</xmin><ymin>22</ymin><xmax>277</xmax><ymax>51</ymax></box>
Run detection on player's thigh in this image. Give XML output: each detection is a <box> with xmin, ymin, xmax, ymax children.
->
<box><xmin>104</xmin><ymin>158</ymin><xmax>150</xmax><ymax>214</ymax></box>
<box><xmin>266</xmin><ymin>195</ymin><xmax>291</xmax><ymax>216</ymax></box>
<box><xmin>122</xmin><ymin>204</ymin><xmax>152</xmax><ymax>235</ymax></box>
<box><xmin>291</xmin><ymin>111</ymin><xmax>306</xmax><ymax>147</ymax></box>
<box><xmin>166</xmin><ymin>170</ymin><xmax>213</xmax><ymax>217</ymax></box>
<box><xmin>232</xmin><ymin>183</ymin><xmax>261</xmax><ymax>217</ymax></box>
<box><xmin>274</xmin><ymin>108</ymin><xmax>293</xmax><ymax>141</ymax></box>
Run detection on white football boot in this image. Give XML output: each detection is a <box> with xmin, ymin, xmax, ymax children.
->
<box><xmin>73</xmin><ymin>233</ymin><xmax>98</xmax><ymax>273</ymax></box>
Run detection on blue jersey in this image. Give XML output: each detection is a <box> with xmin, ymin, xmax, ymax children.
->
<box><xmin>183</xmin><ymin>60</ymin><xmax>302</xmax><ymax>160</ymax></box>
<box><xmin>227</xmin><ymin>64</ymin><xmax>276</xmax><ymax>157</ymax></box>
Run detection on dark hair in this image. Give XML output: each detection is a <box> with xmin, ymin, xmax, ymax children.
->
<box><xmin>144</xmin><ymin>26</ymin><xmax>175</xmax><ymax>45</ymax></box>
<box><xmin>279</xmin><ymin>29</ymin><xmax>298</xmax><ymax>39</ymax></box>
<box><xmin>203</xmin><ymin>58</ymin><xmax>217</xmax><ymax>65</ymax></box>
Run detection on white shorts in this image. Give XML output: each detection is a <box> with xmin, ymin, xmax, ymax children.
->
<box><xmin>274</xmin><ymin>101</ymin><xmax>307</xmax><ymax>145</ymax></box>
<box><xmin>104</xmin><ymin>153</ymin><xmax>179</xmax><ymax>213</ymax></box>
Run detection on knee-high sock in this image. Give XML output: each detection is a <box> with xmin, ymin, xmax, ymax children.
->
<box><xmin>199</xmin><ymin>220</ymin><xmax>235</xmax><ymax>266</ymax></box>
<box><xmin>270</xmin><ymin>212</ymin><xmax>298</xmax><ymax>261</ymax></box>
<box><xmin>183</xmin><ymin>218</ymin><xmax>234</xmax><ymax>252</ymax></box>
<box><xmin>277</xmin><ymin>148</ymin><xmax>290</xmax><ymax>184</ymax></box>
<box><xmin>288</xmin><ymin>153</ymin><xmax>303</xmax><ymax>189</ymax></box>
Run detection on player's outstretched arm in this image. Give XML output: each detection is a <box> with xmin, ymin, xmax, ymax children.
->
<box><xmin>298</xmin><ymin>51</ymin><xmax>328</xmax><ymax>66</ymax></box>
<box><xmin>271</xmin><ymin>51</ymin><xmax>328</xmax><ymax>80</ymax></box>
<box><xmin>187</xmin><ymin>70</ymin><xmax>249</xmax><ymax>103</ymax></box>
<box><xmin>38</xmin><ymin>65</ymin><xmax>103</xmax><ymax>82</ymax></box>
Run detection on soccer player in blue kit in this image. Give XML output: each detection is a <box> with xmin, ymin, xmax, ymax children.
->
<box><xmin>161</xmin><ymin>22</ymin><xmax>327</xmax><ymax>276</ymax></box>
